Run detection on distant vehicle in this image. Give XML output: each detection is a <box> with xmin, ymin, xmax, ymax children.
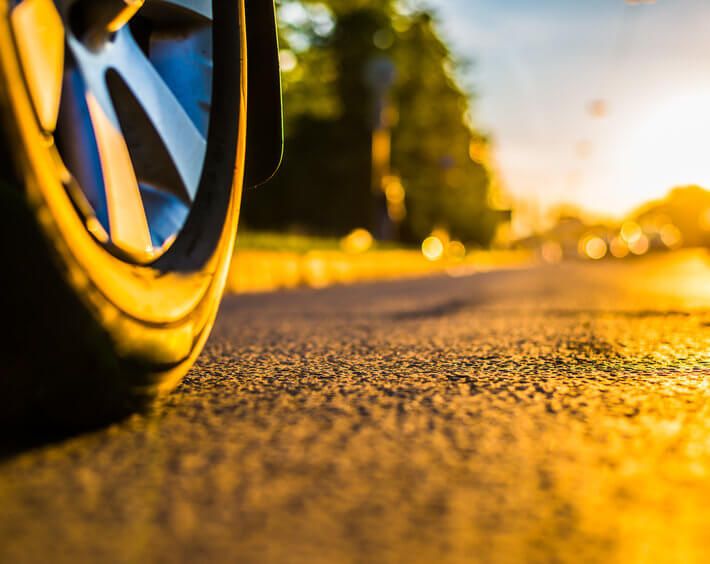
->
<box><xmin>0</xmin><ymin>0</ymin><xmax>282</xmax><ymax>427</ymax></box>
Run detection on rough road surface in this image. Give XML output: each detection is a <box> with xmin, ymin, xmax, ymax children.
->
<box><xmin>1</xmin><ymin>251</ymin><xmax>710</xmax><ymax>564</ymax></box>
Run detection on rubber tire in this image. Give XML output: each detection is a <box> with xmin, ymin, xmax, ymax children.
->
<box><xmin>0</xmin><ymin>0</ymin><xmax>247</xmax><ymax>432</ymax></box>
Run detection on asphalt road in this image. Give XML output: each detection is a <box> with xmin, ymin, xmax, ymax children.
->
<box><xmin>1</xmin><ymin>251</ymin><xmax>710</xmax><ymax>564</ymax></box>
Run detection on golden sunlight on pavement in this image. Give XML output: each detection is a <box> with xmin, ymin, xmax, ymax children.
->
<box><xmin>1</xmin><ymin>251</ymin><xmax>709</xmax><ymax>563</ymax></box>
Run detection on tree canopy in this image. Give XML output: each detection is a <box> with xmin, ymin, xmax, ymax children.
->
<box><xmin>242</xmin><ymin>0</ymin><xmax>505</xmax><ymax>246</ymax></box>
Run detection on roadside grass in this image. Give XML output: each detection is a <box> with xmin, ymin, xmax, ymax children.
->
<box><xmin>235</xmin><ymin>230</ymin><xmax>403</xmax><ymax>253</ymax></box>
<box><xmin>235</xmin><ymin>231</ymin><xmax>345</xmax><ymax>253</ymax></box>
<box><xmin>229</xmin><ymin>230</ymin><xmax>534</xmax><ymax>294</ymax></box>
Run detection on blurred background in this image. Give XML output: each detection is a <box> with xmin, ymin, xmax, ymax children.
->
<box><xmin>233</xmin><ymin>0</ymin><xmax>710</xmax><ymax>290</ymax></box>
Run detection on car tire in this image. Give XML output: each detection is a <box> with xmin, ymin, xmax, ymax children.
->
<box><xmin>0</xmin><ymin>0</ymin><xmax>247</xmax><ymax>430</ymax></box>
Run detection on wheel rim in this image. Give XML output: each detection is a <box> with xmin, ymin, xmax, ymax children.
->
<box><xmin>10</xmin><ymin>0</ymin><xmax>214</xmax><ymax>262</ymax></box>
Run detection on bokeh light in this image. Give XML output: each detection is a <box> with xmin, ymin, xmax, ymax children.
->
<box><xmin>341</xmin><ymin>228</ymin><xmax>373</xmax><ymax>254</ymax></box>
<box><xmin>422</xmin><ymin>236</ymin><xmax>445</xmax><ymax>261</ymax></box>
<box><xmin>579</xmin><ymin>235</ymin><xmax>607</xmax><ymax>260</ymax></box>
<box><xmin>609</xmin><ymin>237</ymin><xmax>629</xmax><ymax>259</ymax></box>
<box><xmin>629</xmin><ymin>234</ymin><xmax>650</xmax><ymax>256</ymax></box>
<box><xmin>659</xmin><ymin>224</ymin><xmax>683</xmax><ymax>249</ymax></box>
<box><xmin>278</xmin><ymin>49</ymin><xmax>298</xmax><ymax>73</ymax></box>
<box><xmin>620</xmin><ymin>221</ymin><xmax>643</xmax><ymax>245</ymax></box>
<box><xmin>447</xmin><ymin>240</ymin><xmax>467</xmax><ymax>261</ymax></box>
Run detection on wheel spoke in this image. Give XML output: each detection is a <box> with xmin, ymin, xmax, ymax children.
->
<box><xmin>10</xmin><ymin>0</ymin><xmax>65</xmax><ymax>132</ymax></box>
<box><xmin>143</xmin><ymin>0</ymin><xmax>212</xmax><ymax>20</ymax></box>
<box><xmin>60</xmin><ymin>0</ymin><xmax>214</xmax><ymax>258</ymax></box>
<box><xmin>110</xmin><ymin>28</ymin><xmax>207</xmax><ymax>200</ymax></box>
<box><xmin>86</xmin><ymin>92</ymin><xmax>153</xmax><ymax>255</ymax></box>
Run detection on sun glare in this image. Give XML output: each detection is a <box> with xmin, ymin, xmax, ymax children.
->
<box><xmin>619</xmin><ymin>91</ymin><xmax>710</xmax><ymax>212</ymax></box>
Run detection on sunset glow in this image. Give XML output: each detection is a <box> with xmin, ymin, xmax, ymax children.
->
<box><xmin>439</xmin><ymin>0</ymin><xmax>710</xmax><ymax>227</ymax></box>
<box><xmin>618</xmin><ymin>91</ymin><xmax>710</xmax><ymax>211</ymax></box>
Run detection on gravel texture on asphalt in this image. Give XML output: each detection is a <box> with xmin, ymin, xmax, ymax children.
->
<box><xmin>1</xmin><ymin>251</ymin><xmax>709</xmax><ymax>564</ymax></box>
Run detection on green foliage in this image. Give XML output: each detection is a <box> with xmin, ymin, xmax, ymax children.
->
<box><xmin>235</xmin><ymin>230</ymin><xmax>401</xmax><ymax>252</ymax></box>
<box><xmin>242</xmin><ymin>0</ymin><xmax>503</xmax><ymax>246</ymax></box>
<box><xmin>390</xmin><ymin>13</ymin><xmax>499</xmax><ymax>243</ymax></box>
<box><xmin>235</xmin><ymin>231</ymin><xmax>343</xmax><ymax>252</ymax></box>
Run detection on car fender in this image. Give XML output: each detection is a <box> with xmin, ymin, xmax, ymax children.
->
<box><xmin>244</xmin><ymin>0</ymin><xmax>283</xmax><ymax>188</ymax></box>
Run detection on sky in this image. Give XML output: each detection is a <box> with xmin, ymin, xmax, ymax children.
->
<box><xmin>435</xmin><ymin>0</ymin><xmax>710</xmax><ymax>227</ymax></box>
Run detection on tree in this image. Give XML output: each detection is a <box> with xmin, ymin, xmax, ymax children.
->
<box><xmin>242</xmin><ymin>0</ymin><xmax>504</xmax><ymax>246</ymax></box>
<box><xmin>390</xmin><ymin>12</ymin><xmax>500</xmax><ymax>244</ymax></box>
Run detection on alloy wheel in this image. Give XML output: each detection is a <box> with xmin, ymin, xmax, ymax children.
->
<box><xmin>10</xmin><ymin>0</ymin><xmax>214</xmax><ymax>261</ymax></box>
